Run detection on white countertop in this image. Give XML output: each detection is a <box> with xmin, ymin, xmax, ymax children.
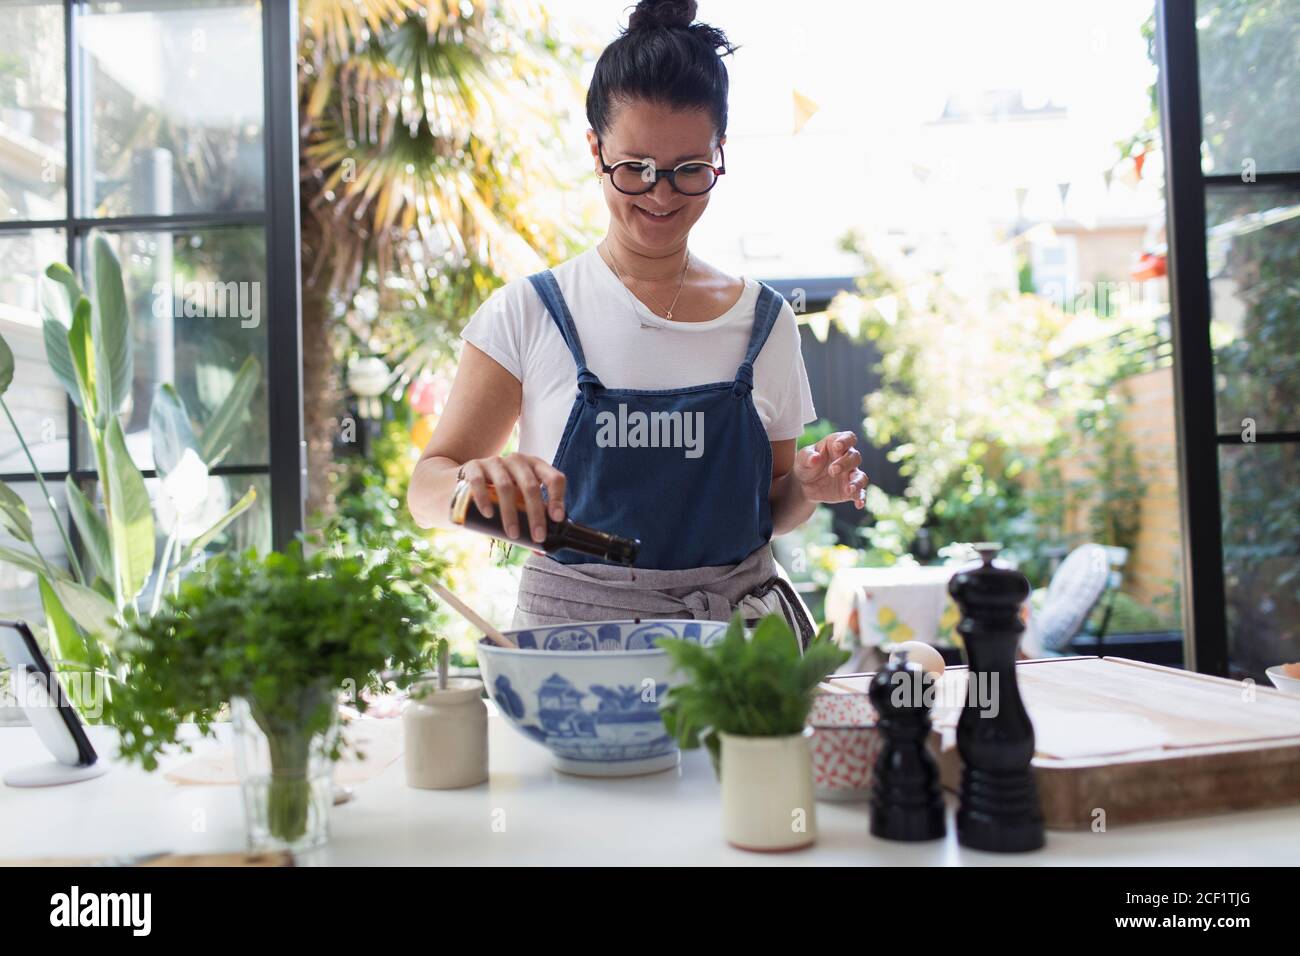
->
<box><xmin>2</xmin><ymin>715</ymin><xmax>1297</xmax><ymax>866</ymax></box>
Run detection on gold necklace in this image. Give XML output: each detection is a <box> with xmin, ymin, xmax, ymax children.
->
<box><xmin>603</xmin><ymin>241</ymin><xmax>691</xmax><ymax>321</ymax></box>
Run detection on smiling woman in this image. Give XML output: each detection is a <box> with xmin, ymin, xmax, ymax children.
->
<box><xmin>408</xmin><ymin>0</ymin><xmax>870</xmax><ymax>646</ymax></box>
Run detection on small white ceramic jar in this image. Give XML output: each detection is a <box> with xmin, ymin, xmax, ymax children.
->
<box><xmin>719</xmin><ymin>727</ymin><xmax>817</xmax><ymax>851</ymax></box>
<box><xmin>403</xmin><ymin>677</ymin><xmax>489</xmax><ymax>789</ymax></box>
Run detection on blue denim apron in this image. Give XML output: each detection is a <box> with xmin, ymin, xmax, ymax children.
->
<box><xmin>526</xmin><ymin>269</ymin><xmax>783</xmax><ymax>571</ymax></box>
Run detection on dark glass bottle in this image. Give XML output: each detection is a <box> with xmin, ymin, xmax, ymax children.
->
<box><xmin>449</xmin><ymin>478</ymin><xmax>640</xmax><ymax>565</ymax></box>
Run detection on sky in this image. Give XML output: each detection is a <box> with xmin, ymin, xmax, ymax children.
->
<box><xmin>553</xmin><ymin>0</ymin><xmax>1163</xmax><ymax>279</ymax></box>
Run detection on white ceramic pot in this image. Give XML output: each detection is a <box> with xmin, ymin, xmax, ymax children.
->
<box><xmin>404</xmin><ymin>678</ymin><xmax>489</xmax><ymax>789</ymax></box>
<box><xmin>719</xmin><ymin>728</ymin><xmax>817</xmax><ymax>851</ymax></box>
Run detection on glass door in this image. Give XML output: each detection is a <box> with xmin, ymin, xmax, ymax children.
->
<box><xmin>1156</xmin><ymin>0</ymin><xmax>1299</xmax><ymax>677</ymax></box>
<box><xmin>0</xmin><ymin>0</ymin><xmax>303</xmax><ymax>625</ymax></box>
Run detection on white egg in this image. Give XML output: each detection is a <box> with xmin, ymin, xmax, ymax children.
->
<box><xmin>889</xmin><ymin>641</ymin><xmax>946</xmax><ymax>676</ymax></box>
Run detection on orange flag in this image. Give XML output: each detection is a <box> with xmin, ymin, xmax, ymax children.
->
<box><xmin>793</xmin><ymin>89</ymin><xmax>819</xmax><ymax>134</ymax></box>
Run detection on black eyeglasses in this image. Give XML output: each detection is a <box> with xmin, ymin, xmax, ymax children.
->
<box><xmin>597</xmin><ymin>140</ymin><xmax>726</xmax><ymax>196</ymax></box>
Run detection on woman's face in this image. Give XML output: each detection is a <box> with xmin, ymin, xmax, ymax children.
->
<box><xmin>587</xmin><ymin>99</ymin><xmax>723</xmax><ymax>257</ymax></box>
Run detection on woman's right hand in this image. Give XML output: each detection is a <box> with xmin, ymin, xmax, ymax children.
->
<box><xmin>459</xmin><ymin>454</ymin><xmax>567</xmax><ymax>544</ymax></box>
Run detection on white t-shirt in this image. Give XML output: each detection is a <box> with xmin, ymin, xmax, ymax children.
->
<box><xmin>460</xmin><ymin>247</ymin><xmax>818</xmax><ymax>465</ymax></box>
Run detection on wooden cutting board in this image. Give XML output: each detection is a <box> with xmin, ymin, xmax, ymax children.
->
<box><xmin>829</xmin><ymin>657</ymin><xmax>1300</xmax><ymax>829</ymax></box>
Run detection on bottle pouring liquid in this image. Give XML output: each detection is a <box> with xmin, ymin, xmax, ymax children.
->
<box><xmin>449</xmin><ymin>478</ymin><xmax>640</xmax><ymax>566</ymax></box>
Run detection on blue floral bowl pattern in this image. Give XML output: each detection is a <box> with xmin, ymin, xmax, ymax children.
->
<box><xmin>478</xmin><ymin>619</ymin><xmax>728</xmax><ymax>777</ymax></box>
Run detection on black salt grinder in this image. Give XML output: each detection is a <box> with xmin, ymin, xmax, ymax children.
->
<box><xmin>867</xmin><ymin>652</ymin><xmax>946</xmax><ymax>841</ymax></box>
<box><xmin>949</xmin><ymin>544</ymin><xmax>1045</xmax><ymax>852</ymax></box>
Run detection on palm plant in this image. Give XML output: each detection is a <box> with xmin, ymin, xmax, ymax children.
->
<box><xmin>297</xmin><ymin>0</ymin><xmax>590</xmax><ymax>514</ymax></box>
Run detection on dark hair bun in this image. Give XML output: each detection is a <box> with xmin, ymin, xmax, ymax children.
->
<box><xmin>627</xmin><ymin>0</ymin><xmax>697</xmax><ymax>32</ymax></box>
<box><xmin>587</xmin><ymin>0</ymin><xmax>736</xmax><ymax>137</ymax></box>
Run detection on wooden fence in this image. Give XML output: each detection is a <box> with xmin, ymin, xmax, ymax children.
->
<box><xmin>1053</xmin><ymin>322</ymin><xmax>1182</xmax><ymax>609</ymax></box>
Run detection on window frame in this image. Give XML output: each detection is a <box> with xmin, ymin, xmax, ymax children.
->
<box><xmin>1155</xmin><ymin>0</ymin><xmax>1300</xmax><ymax>675</ymax></box>
<box><xmin>0</xmin><ymin>0</ymin><xmax>303</xmax><ymax>555</ymax></box>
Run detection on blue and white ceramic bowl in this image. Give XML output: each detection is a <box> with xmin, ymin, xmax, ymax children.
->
<box><xmin>478</xmin><ymin>619</ymin><xmax>728</xmax><ymax>777</ymax></box>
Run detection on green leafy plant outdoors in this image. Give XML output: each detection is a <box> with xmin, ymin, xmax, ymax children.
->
<box><xmin>105</xmin><ymin>537</ymin><xmax>442</xmax><ymax>842</ymax></box>
<box><xmin>826</xmin><ymin>233</ymin><xmax>1152</xmax><ymax>588</ymax></box>
<box><xmin>659</xmin><ymin>613</ymin><xmax>849</xmax><ymax>776</ymax></box>
<box><xmin>0</xmin><ymin>234</ymin><xmax>258</xmax><ymax>703</ymax></box>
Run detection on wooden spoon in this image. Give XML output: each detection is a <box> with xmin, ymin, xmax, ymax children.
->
<box><xmin>428</xmin><ymin>578</ymin><xmax>517</xmax><ymax>648</ymax></box>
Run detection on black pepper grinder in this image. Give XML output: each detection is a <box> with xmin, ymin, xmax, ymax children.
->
<box><xmin>949</xmin><ymin>543</ymin><xmax>1045</xmax><ymax>852</ymax></box>
<box><xmin>867</xmin><ymin>652</ymin><xmax>946</xmax><ymax>842</ymax></box>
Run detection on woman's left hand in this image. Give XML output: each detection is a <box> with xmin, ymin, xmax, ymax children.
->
<box><xmin>792</xmin><ymin>431</ymin><xmax>869</xmax><ymax>509</ymax></box>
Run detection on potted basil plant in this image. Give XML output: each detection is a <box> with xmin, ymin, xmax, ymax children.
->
<box><xmin>105</xmin><ymin>538</ymin><xmax>441</xmax><ymax>853</ymax></box>
<box><xmin>659</xmin><ymin>613</ymin><xmax>848</xmax><ymax>851</ymax></box>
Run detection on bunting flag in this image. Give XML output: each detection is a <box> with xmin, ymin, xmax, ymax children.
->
<box><xmin>1014</xmin><ymin>186</ymin><xmax>1029</xmax><ymax>219</ymax></box>
<box><xmin>1119</xmin><ymin>154</ymin><xmax>1141</xmax><ymax>187</ymax></box>
<box><xmin>793</xmin><ymin>89</ymin><xmax>819</xmax><ymax>134</ymax></box>
<box><xmin>874</xmin><ymin>294</ymin><xmax>898</xmax><ymax>326</ymax></box>
<box><xmin>835</xmin><ymin>299</ymin><xmax>863</xmax><ymax>338</ymax></box>
<box><xmin>806</xmin><ymin>310</ymin><xmax>831</xmax><ymax>342</ymax></box>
